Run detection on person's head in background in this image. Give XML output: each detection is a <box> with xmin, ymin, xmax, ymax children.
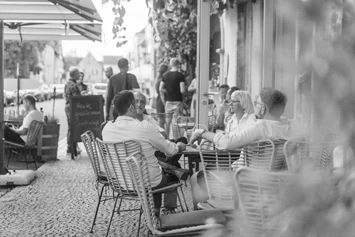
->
<box><xmin>169</xmin><ymin>58</ymin><xmax>180</xmax><ymax>71</ymax></box>
<box><xmin>78</xmin><ymin>71</ymin><xmax>84</xmax><ymax>85</ymax></box>
<box><xmin>230</xmin><ymin>91</ymin><xmax>254</xmax><ymax>116</ymax></box>
<box><xmin>113</xmin><ymin>90</ymin><xmax>136</xmax><ymax>118</ymax></box>
<box><xmin>23</xmin><ymin>94</ymin><xmax>37</xmax><ymax>112</ymax></box>
<box><xmin>118</xmin><ymin>57</ymin><xmax>129</xmax><ymax>73</ymax></box>
<box><xmin>104</xmin><ymin>66</ymin><xmax>113</xmax><ymax>79</ymax></box>
<box><xmin>158</xmin><ymin>64</ymin><xmax>169</xmax><ymax>78</ymax></box>
<box><xmin>219</xmin><ymin>84</ymin><xmax>230</xmax><ymax>101</ymax></box>
<box><xmin>69</xmin><ymin>66</ymin><xmax>80</xmax><ymax>81</ymax></box>
<box><xmin>255</xmin><ymin>87</ymin><xmax>287</xmax><ymax>119</ymax></box>
<box><xmin>132</xmin><ymin>89</ymin><xmax>148</xmax><ymax>121</ymax></box>
<box><xmin>226</xmin><ymin>86</ymin><xmax>240</xmax><ymax>102</ymax></box>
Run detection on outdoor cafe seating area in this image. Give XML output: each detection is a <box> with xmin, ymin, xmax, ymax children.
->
<box><xmin>78</xmin><ymin>113</ymin><xmax>340</xmax><ymax>237</ymax></box>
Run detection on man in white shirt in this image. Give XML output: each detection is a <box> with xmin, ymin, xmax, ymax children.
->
<box><xmin>5</xmin><ymin>94</ymin><xmax>44</xmax><ymax>144</ymax></box>
<box><xmin>102</xmin><ymin>90</ymin><xmax>187</xmax><ymax>213</ymax></box>
<box><xmin>190</xmin><ymin>87</ymin><xmax>305</xmax><ymax>149</ymax></box>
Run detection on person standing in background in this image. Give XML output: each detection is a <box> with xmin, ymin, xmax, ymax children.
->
<box><xmin>104</xmin><ymin>66</ymin><xmax>113</xmax><ymax>81</ymax></box>
<box><xmin>77</xmin><ymin>71</ymin><xmax>88</xmax><ymax>95</ymax></box>
<box><xmin>154</xmin><ymin>64</ymin><xmax>169</xmax><ymax>128</ymax></box>
<box><xmin>64</xmin><ymin>67</ymin><xmax>81</xmax><ymax>154</ymax></box>
<box><xmin>105</xmin><ymin>58</ymin><xmax>139</xmax><ymax>121</ymax></box>
<box><xmin>188</xmin><ymin>78</ymin><xmax>197</xmax><ymax>117</ymax></box>
<box><xmin>159</xmin><ymin>58</ymin><xmax>186</xmax><ymax>139</ymax></box>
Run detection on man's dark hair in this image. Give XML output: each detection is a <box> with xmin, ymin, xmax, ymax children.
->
<box><xmin>113</xmin><ymin>90</ymin><xmax>135</xmax><ymax>116</ymax></box>
<box><xmin>118</xmin><ymin>58</ymin><xmax>129</xmax><ymax>69</ymax></box>
<box><xmin>228</xmin><ymin>86</ymin><xmax>240</xmax><ymax>97</ymax></box>
<box><xmin>260</xmin><ymin>87</ymin><xmax>287</xmax><ymax>117</ymax></box>
<box><xmin>23</xmin><ymin>94</ymin><xmax>36</xmax><ymax>106</ymax></box>
<box><xmin>219</xmin><ymin>84</ymin><xmax>230</xmax><ymax>90</ymax></box>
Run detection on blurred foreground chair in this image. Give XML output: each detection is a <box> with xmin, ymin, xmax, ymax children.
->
<box><xmin>126</xmin><ymin>151</ymin><xmax>228</xmax><ymax>236</ymax></box>
<box><xmin>284</xmin><ymin>139</ymin><xmax>337</xmax><ymax>170</ymax></box>
<box><xmin>5</xmin><ymin>120</ymin><xmax>43</xmax><ymax>170</ymax></box>
<box><xmin>196</xmin><ymin>139</ymin><xmax>287</xmax><ymax>212</ymax></box>
<box><xmin>233</xmin><ymin>167</ymin><xmax>293</xmax><ymax>236</ymax></box>
<box><xmin>81</xmin><ymin>131</ymin><xmax>113</xmax><ymax>233</ymax></box>
<box><xmin>96</xmin><ymin>139</ymin><xmax>188</xmax><ymax>237</ymax></box>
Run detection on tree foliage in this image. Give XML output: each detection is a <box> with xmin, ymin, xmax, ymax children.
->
<box><xmin>4</xmin><ymin>41</ymin><xmax>47</xmax><ymax>78</ymax></box>
<box><xmin>105</xmin><ymin>0</ymin><xmax>197</xmax><ymax>81</ymax></box>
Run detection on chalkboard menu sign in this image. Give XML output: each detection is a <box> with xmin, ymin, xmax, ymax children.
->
<box><xmin>70</xmin><ymin>95</ymin><xmax>104</xmax><ymax>143</ymax></box>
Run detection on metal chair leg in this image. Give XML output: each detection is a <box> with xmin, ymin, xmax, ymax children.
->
<box><xmin>179</xmin><ymin>185</ymin><xmax>189</xmax><ymax>212</ymax></box>
<box><xmin>136</xmin><ymin>206</ymin><xmax>143</xmax><ymax>237</ymax></box>
<box><xmin>106</xmin><ymin>195</ymin><xmax>120</xmax><ymax>237</ymax></box>
<box><xmin>177</xmin><ymin>190</ymin><xmax>184</xmax><ymax>212</ymax></box>
<box><xmin>90</xmin><ymin>184</ymin><xmax>105</xmax><ymax>233</ymax></box>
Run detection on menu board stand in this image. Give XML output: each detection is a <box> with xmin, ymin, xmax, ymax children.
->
<box><xmin>69</xmin><ymin>95</ymin><xmax>104</xmax><ymax>160</ymax></box>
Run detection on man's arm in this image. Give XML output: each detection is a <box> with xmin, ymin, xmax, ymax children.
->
<box><xmin>105</xmin><ymin>80</ymin><xmax>114</xmax><ymax>120</ymax></box>
<box><xmin>180</xmin><ymin>81</ymin><xmax>186</xmax><ymax>94</ymax></box>
<box><xmin>146</xmin><ymin>122</ymin><xmax>184</xmax><ymax>156</ymax></box>
<box><xmin>190</xmin><ymin>124</ymin><xmax>263</xmax><ymax>150</ymax></box>
<box><xmin>11</xmin><ymin>126</ymin><xmax>28</xmax><ymax>135</ymax></box>
<box><xmin>159</xmin><ymin>81</ymin><xmax>166</xmax><ymax>105</ymax></box>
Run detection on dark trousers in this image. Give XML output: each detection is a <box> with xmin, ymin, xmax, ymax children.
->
<box><xmin>152</xmin><ymin>171</ymin><xmax>178</xmax><ymax>209</ymax></box>
<box><xmin>4</xmin><ymin>126</ymin><xmax>25</xmax><ymax>145</ymax></box>
<box><xmin>65</xmin><ymin>106</ymin><xmax>75</xmax><ymax>151</ymax></box>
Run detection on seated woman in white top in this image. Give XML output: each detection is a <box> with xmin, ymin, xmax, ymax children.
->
<box><xmin>225</xmin><ymin>90</ymin><xmax>256</xmax><ymax>135</ymax></box>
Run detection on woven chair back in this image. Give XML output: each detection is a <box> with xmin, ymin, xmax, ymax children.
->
<box><xmin>96</xmin><ymin>138</ymin><xmax>141</xmax><ymax>195</ymax></box>
<box><xmin>199</xmin><ymin>142</ymin><xmax>240</xmax><ymax>201</ymax></box>
<box><xmin>126</xmin><ymin>151</ymin><xmax>161</xmax><ymax>230</ymax></box>
<box><xmin>81</xmin><ymin>131</ymin><xmax>101</xmax><ymax>180</ymax></box>
<box><xmin>26</xmin><ymin>120</ymin><xmax>43</xmax><ymax>147</ymax></box>
<box><xmin>234</xmin><ymin>167</ymin><xmax>293</xmax><ymax>237</ymax></box>
<box><xmin>176</xmin><ymin>116</ymin><xmax>196</xmax><ymax>140</ymax></box>
<box><xmin>284</xmin><ymin>140</ymin><xmax>337</xmax><ymax>170</ymax></box>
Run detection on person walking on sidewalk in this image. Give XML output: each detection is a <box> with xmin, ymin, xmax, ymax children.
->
<box><xmin>102</xmin><ymin>90</ymin><xmax>188</xmax><ymax>214</ymax></box>
<box><xmin>159</xmin><ymin>58</ymin><xmax>186</xmax><ymax>138</ymax></box>
<box><xmin>105</xmin><ymin>57</ymin><xmax>139</xmax><ymax>121</ymax></box>
<box><xmin>64</xmin><ymin>67</ymin><xmax>81</xmax><ymax>154</ymax></box>
<box><xmin>4</xmin><ymin>94</ymin><xmax>43</xmax><ymax>145</ymax></box>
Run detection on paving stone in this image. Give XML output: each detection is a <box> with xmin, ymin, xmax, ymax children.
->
<box><xmin>0</xmin><ymin>142</ymin><xmax>201</xmax><ymax>236</ymax></box>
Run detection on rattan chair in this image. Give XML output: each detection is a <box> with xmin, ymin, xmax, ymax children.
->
<box><xmin>197</xmin><ymin>139</ymin><xmax>287</xmax><ymax>211</ymax></box>
<box><xmin>284</xmin><ymin>139</ymin><xmax>337</xmax><ymax>170</ymax></box>
<box><xmin>176</xmin><ymin>116</ymin><xmax>196</xmax><ymax>140</ymax></box>
<box><xmin>234</xmin><ymin>167</ymin><xmax>293</xmax><ymax>237</ymax></box>
<box><xmin>5</xmin><ymin>120</ymin><xmax>43</xmax><ymax>169</ymax></box>
<box><xmin>96</xmin><ymin>139</ymin><xmax>188</xmax><ymax>237</ymax></box>
<box><xmin>81</xmin><ymin>131</ymin><xmax>113</xmax><ymax>233</ymax></box>
<box><xmin>126</xmin><ymin>151</ymin><xmax>227</xmax><ymax>236</ymax></box>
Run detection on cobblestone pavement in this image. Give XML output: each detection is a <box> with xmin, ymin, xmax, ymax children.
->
<box><xmin>0</xmin><ymin>141</ymin><xmax>197</xmax><ymax>237</ymax></box>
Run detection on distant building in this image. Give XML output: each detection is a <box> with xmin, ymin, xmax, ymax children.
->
<box><xmin>76</xmin><ymin>53</ymin><xmax>103</xmax><ymax>83</ymax></box>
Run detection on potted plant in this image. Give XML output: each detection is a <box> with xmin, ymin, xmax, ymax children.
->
<box><xmin>39</xmin><ymin>114</ymin><xmax>60</xmax><ymax>162</ymax></box>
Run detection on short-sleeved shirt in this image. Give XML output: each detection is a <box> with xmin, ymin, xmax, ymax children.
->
<box><xmin>64</xmin><ymin>79</ymin><xmax>80</xmax><ymax>106</ymax></box>
<box><xmin>105</xmin><ymin>72</ymin><xmax>139</xmax><ymax>115</ymax></box>
<box><xmin>20</xmin><ymin>109</ymin><xmax>44</xmax><ymax>141</ymax></box>
<box><xmin>162</xmin><ymin>71</ymin><xmax>185</xmax><ymax>102</ymax></box>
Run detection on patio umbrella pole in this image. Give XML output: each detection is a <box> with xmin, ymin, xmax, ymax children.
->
<box><xmin>0</xmin><ymin>19</ymin><xmax>6</xmax><ymax>175</ymax></box>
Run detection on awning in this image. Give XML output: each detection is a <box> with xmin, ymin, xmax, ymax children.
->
<box><xmin>0</xmin><ymin>0</ymin><xmax>103</xmax><ymax>174</ymax></box>
<box><xmin>0</xmin><ymin>0</ymin><xmax>102</xmax><ymax>41</ymax></box>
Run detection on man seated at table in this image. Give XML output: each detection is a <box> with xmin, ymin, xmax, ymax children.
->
<box><xmin>5</xmin><ymin>94</ymin><xmax>44</xmax><ymax>145</ymax></box>
<box><xmin>190</xmin><ymin>87</ymin><xmax>305</xmax><ymax>148</ymax></box>
<box><xmin>102</xmin><ymin>90</ymin><xmax>187</xmax><ymax>214</ymax></box>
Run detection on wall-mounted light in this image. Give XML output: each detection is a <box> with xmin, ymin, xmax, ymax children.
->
<box><xmin>216</xmin><ymin>48</ymin><xmax>225</xmax><ymax>54</ymax></box>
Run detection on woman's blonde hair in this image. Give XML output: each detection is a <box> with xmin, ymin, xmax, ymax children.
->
<box><xmin>232</xmin><ymin>90</ymin><xmax>254</xmax><ymax>114</ymax></box>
